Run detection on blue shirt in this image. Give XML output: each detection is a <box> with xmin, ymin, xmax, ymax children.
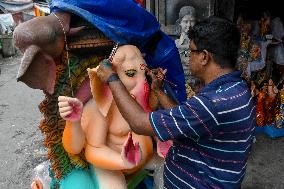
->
<box><xmin>150</xmin><ymin>71</ymin><xmax>256</xmax><ymax>189</ymax></box>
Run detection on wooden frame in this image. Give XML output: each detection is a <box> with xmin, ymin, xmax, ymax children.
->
<box><xmin>145</xmin><ymin>0</ymin><xmax>155</xmax><ymax>15</ymax></box>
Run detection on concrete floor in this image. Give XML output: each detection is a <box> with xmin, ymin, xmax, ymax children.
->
<box><xmin>0</xmin><ymin>54</ymin><xmax>284</xmax><ymax>189</ymax></box>
<box><xmin>0</xmin><ymin>54</ymin><xmax>46</xmax><ymax>189</ymax></box>
<box><xmin>242</xmin><ymin>134</ymin><xmax>284</xmax><ymax>189</ymax></box>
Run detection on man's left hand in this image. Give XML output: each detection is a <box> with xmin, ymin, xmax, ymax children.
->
<box><xmin>147</xmin><ymin>68</ymin><xmax>167</xmax><ymax>92</ymax></box>
<box><xmin>96</xmin><ymin>59</ymin><xmax>116</xmax><ymax>83</ymax></box>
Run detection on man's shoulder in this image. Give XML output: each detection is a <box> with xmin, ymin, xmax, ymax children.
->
<box><xmin>199</xmin><ymin>80</ymin><xmax>252</xmax><ymax>108</ymax></box>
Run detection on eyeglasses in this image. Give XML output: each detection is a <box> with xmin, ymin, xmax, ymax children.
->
<box><xmin>186</xmin><ymin>49</ymin><xmax>203</xmax><ymax>57</ymax></box>
<box><xmin>179</xmin><ymin>49</ymin><xmax>200</xmax><ymax>57</ymax></box>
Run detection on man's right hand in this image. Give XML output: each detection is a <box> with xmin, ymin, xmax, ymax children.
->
<box><xmin>58</xmin><ymin>96</ymin><xmax>83</xmax><ymax>122</ymax></box>
<box><xmin>147</xmin><ymin>68</ymin><xmax>167</xmax><ymax>92</ymax></box>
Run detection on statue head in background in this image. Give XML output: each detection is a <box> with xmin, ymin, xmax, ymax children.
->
<box><xmin>175</xmin><ymin>6</ymin><xmax>196</xmax><ymax>35</ymax></box>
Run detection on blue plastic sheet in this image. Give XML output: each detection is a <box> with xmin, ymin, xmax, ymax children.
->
<box><xmin>50</xmin><ymin>0</ymin><xmax>186</xmax><ymax>102</ymax></box>
<box><xmin>50</xmin><ymin>0</ymin><xmax>159</xmax><ymax>46</ymax></box>
<box><xmin>256</xmin><ymin>125</ymin><xmax>284</xmax><ymax>138</ymax></box>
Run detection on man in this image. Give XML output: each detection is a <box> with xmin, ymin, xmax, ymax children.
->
<box><xmin>62</xmin><ymin>16</ymin><xmax>256</xmax><ymax>188</ymax></box>
<box><xmin>96</xmin><ymin>16</ymin><xmax>256</xmax><ymax>189</ymax></box>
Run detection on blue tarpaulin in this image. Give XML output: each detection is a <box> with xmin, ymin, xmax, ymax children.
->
<box><xmin>256</xmin><ymin>125</ymin><xmax>284</xmax><ymax>138</ymax></box>
<box><xmin>50</xmin><ymin>0</ymin><xmax>186</xmax><ymax>102</ymax></box>
<box><xmin>51</xmin><ymin>0</ymin><xmax>159</xmax><ymax>46</ymax></box>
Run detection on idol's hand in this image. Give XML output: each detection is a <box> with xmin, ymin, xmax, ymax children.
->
<box><xmin>58</xmin><ymin>96</ymin><xmax>83</xmax><ymax>122</ymax></box>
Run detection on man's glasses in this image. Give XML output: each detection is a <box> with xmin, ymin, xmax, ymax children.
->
<box><xmin>186</xmin><ymin>49</ymin><xmax>203</xmax><ymax>57</ymax></box>
<box><xmin>179</xmin><ymin>49</ymin><xmax>204</xmax><ymax>57</ymax></box>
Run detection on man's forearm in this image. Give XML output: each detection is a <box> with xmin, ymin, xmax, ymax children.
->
<box><xmin>154</xmin><ymin>89</ymin><xmax>177</xmax><ymax>109</ymax></box>
<box><xmin>148</xmin><ymin>90</ymin><xmax>159</xmax><ymax>111</ymax></box>
<box><xmin>109</xmin><ymin>80</ymin><xmax>155</xmax><ymax>136</ymax></box>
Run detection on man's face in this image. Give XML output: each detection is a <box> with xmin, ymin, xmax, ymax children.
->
<box><xmin>180</xmin><ymin>15</ymin><xmax>196</xmax><ymax>33</ymax></box>
<box><xmin>188</xmin><ymin>41</ymin><xmax>203</xmax><ymax>78</ymax></box>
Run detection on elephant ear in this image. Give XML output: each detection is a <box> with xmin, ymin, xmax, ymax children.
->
<box><xmin>87</xmin><ymin>67</ymin><xmax>113</xmax><ymax>115</ymax></box>
<box><xmin>17</xmin><ymin>45</ymin><xmax>56</xmax><ymax>94</ymax></box>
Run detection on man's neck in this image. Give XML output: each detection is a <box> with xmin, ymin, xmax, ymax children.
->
<box><xmin>202</xmin><ymin>66</ymin><xmax>234</xmax><ymax>85</ymax></box>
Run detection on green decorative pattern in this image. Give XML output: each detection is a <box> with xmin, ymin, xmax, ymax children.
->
<box><xmin>39</xmin><ymin>50</ymin><xmax>102</xmax><ymax>184</ymax></box>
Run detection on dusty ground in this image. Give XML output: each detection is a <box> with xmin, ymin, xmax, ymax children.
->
<box><xmin>0</xmin><ymin>54</ymin><xmax>46</xmax><ymax>189</ymax></box>
<box><xmin>0</xmin><ymin>54</ymin><xmax>284</xmax><ymax>189</ymax></box>
<box><xmin>242</xmin><ymin>134</ymin><xmax>284</xmax><ymax>189</ymax></box>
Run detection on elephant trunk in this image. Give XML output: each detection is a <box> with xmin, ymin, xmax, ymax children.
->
<box><xmin>131</xmin><ymin>79</ymin><xmax>151</xmax><ymax>113</ymax></box>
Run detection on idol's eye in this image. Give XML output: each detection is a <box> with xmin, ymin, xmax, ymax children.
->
<box><xmin>125</xmin><ymin>69</ymin><xmax>137</xmax><ymax>77</ymax></box>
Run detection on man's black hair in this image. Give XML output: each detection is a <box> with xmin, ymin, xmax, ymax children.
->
<box><xmin>188</xmin><ymin>16</ymin><xmax>240</xmax><ymax>68</ymax></box>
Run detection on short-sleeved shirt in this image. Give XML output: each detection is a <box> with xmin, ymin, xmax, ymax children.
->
<box><xmin>149</xmin><ymin>71</ymin><xmax>256</xmax><ymax>189</ymax></box>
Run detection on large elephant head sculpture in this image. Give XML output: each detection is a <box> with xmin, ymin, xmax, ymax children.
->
<box><xmin>13</xmin><ymin>12</ymin><xmax>70</xmax><ymax>94</ymax></box>
<box><xmin>13</xmin><ymin>12</ymin><xmax>113</xmax><ymax>95</ymax></box>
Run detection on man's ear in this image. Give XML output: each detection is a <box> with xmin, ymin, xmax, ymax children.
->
<box><xmin>200</xmin><ymin>50</ymin><xmax>211</xmax><ymax>66</ymax></box>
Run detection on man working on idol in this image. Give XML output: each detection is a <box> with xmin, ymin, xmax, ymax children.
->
<box><xmin>59</xmin><ymin>16</ymin><xmax>256</xmax><ymax>188</ymax></box>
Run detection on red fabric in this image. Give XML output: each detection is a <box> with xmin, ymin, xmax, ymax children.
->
<box><xmin>135</xmin><ymin>0</ymin><xmax>144</xmax><ymax>7</ymax></box>
<box><xmin>143</xmin><ymin>81</ymin><xmax>151</xmax><ymax>112</ymax></box>
<box><xmin>256</xmin><ymin>92</ymin><xmax>265</xmax><ymax>126</ymax></box>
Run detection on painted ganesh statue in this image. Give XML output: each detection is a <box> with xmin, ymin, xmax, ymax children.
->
<box><xmin>13</xmin><ymin>0</ymin><xmax>186</xmax><ymax>188</ymax></box>
<box><xmin>57</xmin><ymin>45</ymin><xmax>155</xmax><ymax>189</ymax></box>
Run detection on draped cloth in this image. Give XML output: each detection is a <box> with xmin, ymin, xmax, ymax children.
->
<box><xmin>50</xmin><ymin>0</ymin><xmax>186</xmax><ymax>102</ymax></box>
